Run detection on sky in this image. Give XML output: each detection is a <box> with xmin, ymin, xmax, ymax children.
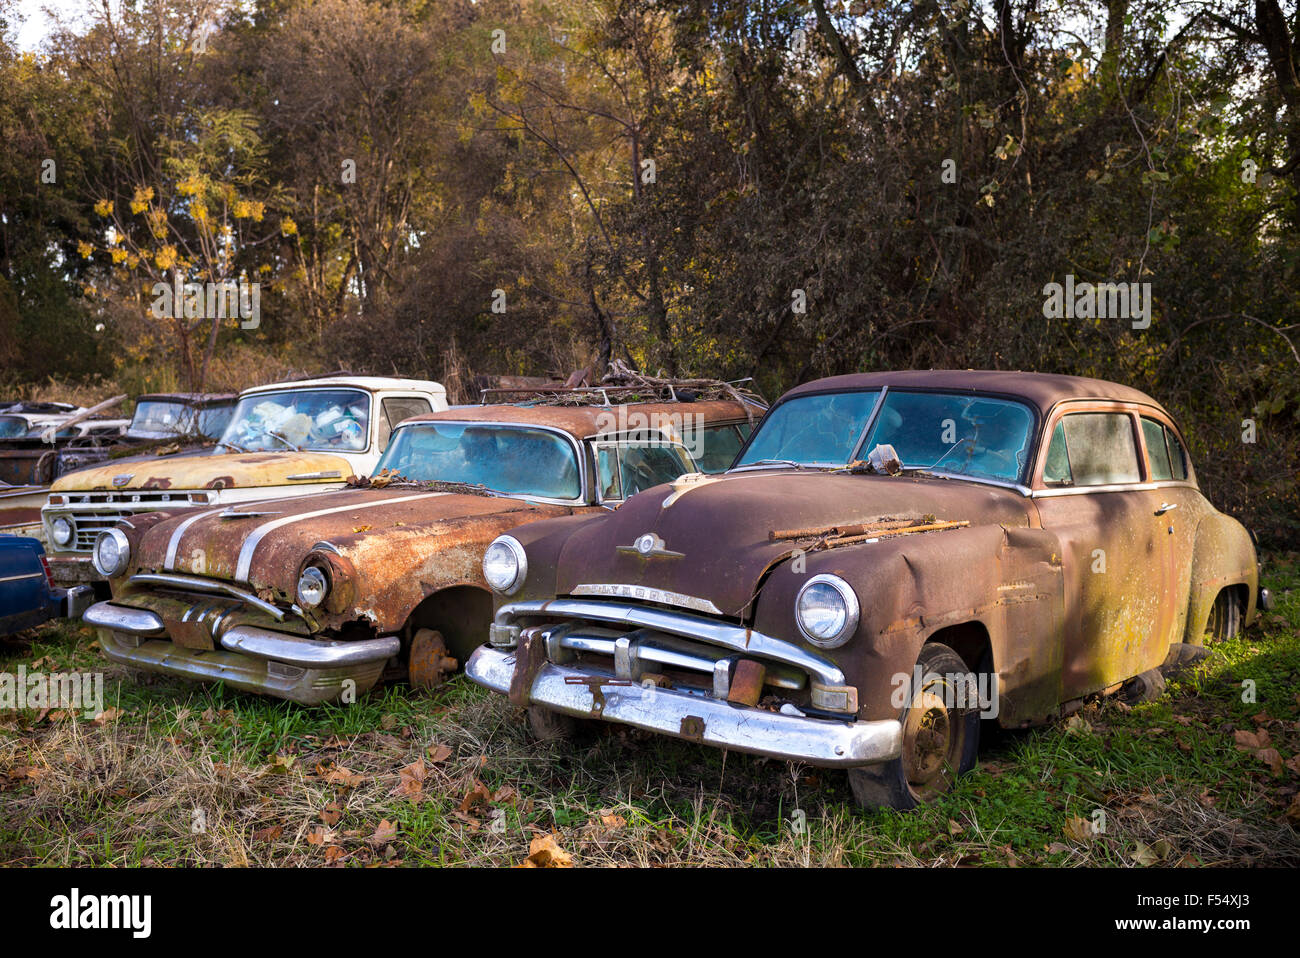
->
<box><xmin>12</xmin><ymin>0</ymin><xmax>97</xmax><ymax>51</ymax></box>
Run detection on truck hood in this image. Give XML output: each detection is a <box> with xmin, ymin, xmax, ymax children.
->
<box><xmin>50</xmin><ymin>450</ymin><xmax>354</xmax><ymax>492</ymax></box>
<box><xmin>134</xmin><ymin>486</ymin><xmax>553</xmax><ymax>594</ymax></box>
<box><xmin>552</xmin><ymin>469</ymin><xmax>1035</xmax><ymax>618</ymax></box>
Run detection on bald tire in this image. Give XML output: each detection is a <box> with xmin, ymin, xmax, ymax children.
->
<box><xmin>848</xmin><ymin>642</ymin><xmax>981</xmax><ymax>810</ymax></box>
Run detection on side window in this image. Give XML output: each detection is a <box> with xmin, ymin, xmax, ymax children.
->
<box><xmin>378</xmin><ymin>397</ymin><xmax>432</xmax><ymax>450</ymax></box>
<box><xmin>1053</xmin><ymin>413</ymin><xmax>1141</xmax><ymax>486</ymax></box>
<box><xmin>1043</xmin><ymin>421</ymin><xmax>1071</xmax><ymax>484</ymax></box>
<box><xmin>1165</xmin><ymin>426</ymin><xmax>1187</xmax><ymax>480</ymax></box>
<box><xmin>1141</xmin><ymin>418</ymin><xmax>1173</xmax><ymax>480</ymax></box>
<box><xmin>694</xmin><ymin>423</ymin><xmax>746</xmax><ymax>473</ymax></box>
<box><xmin>595</xmin><ymin>446</ymin><xmax>621</xmax><ymax>500</ymax></box>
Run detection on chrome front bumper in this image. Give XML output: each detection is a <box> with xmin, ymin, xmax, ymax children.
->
<box><xmin>466</xmin><ymin>645</ymin><xmax>902</xmax><ymax>767</ymax></box>
<box><xmin>84</xmin><ymin>601</ymin><xmax>399</xmax><ymax>705</ymax></box>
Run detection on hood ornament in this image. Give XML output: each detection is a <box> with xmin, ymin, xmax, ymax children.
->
<box><xmin>111</xmin><ymin>473</ymin><xmax>134</xmax><ymax>487</ymax></box>
<box><xmin>617</xmin><ymin>532</ymin><xmax>684</xmax><ymax>559</ymax></box>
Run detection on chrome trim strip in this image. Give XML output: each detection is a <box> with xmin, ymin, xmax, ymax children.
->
<box><xmin>164</xmin><ymin>506</ymin><xmax>227</xmax><ymax>570</ymax></box>
<box><xmin>495</xmin><ymin>598</ymin><xmax>846</xmax><ymax>688</ymax></box>
<box><xmin>219</xmin><ymin>626</ymin><xmax>400</xmax><ymax>668</ymax></box>
<box><xmin>570</xmin><ymin>584</ymin><xmax>722</xmax><ymax>615</ymax></box>
<box><xmin>848</xmin><ymin>385</ymin><xmax>889</xmax><ymax>463</ymax></box>
<box><xmin>84</xmin><ymin>601</ymin><xmax>166</xmax><ymax>636</ymax></box>
<box><xmin>0</xmin><ymin>572</ymin><xmax>43</xmax><ymax>583</ymax></box>
<box><xmin>1031</xmin><ymin>482</ymin><xmax>1158</xmax><ymax>498</ymax></box>
<box><xmin>466</xmin><ymin>646</ymin><xmax>899</xmax><ymax>768</ymax></box>
<box><xmin>285</xmin><ymin>471</ymin><xmax>342</xmax><ymax>480</ymax></box>
<box><xmin>128</xmin><ymin>572</ymin><xmax>286</xmax><ymax>621</ymax></box>
<box><xmin>234</xmin><ymin>492</ymin><xmax>445</xmax><ymax>582</ymax></box>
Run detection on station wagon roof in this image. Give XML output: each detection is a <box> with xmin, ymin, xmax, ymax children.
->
<box><xmin>239</xmin><ymin>377</ymin><xmax>446</xmax><ymax>396</ymax></box>
<box><xmin>405</xmin><ymin>399</ymin><xmax>761</xmax><ymax>440</ymax></box>
<box><xmin>137</xmin><ymin>392</ymin><xmax>238</xmax><ymax>405</ymax></box>
<box><xmin>783</xmin><ymin>370</ymin><xmax>1165</xmax><ymax>417</ymax></box>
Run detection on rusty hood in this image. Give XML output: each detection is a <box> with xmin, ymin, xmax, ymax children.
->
<box><xmin>50</xmin><ymin>450</ymin><xmax>354</xmax><ymax>492</ymax></box>
<box><xmin>552</xmin><ymin>470</ymin><xmax>1036</xmax><ymax>618</ymax></box>
<box><xmin>135</xmin><ymin>486</ymin><xmax>558</xmax><ymax>596</ymax></box>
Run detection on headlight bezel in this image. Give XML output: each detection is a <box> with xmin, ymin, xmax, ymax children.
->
<box><xmin>794</xmin><ymin>573</ymin><xmax>860</xmax><ymax>649</ymax></box>
<box><xmin>296</xmin><ymin>564</ymin><xmax>330</xmax><ymax>608</ymax></box>
<box><xmin>51</xmin><ymin>516</ymin><xmax>74</xmax><ymax>548</ymax></box>
<box><xmin>91</xmin><ymin>528</ymin><xmax>131</xmax><ymax>578</ymax></box>
<box><xmin>483</xmin><ymin>535</ymin><xmax>527</xmax><ymax>595</ymax></box>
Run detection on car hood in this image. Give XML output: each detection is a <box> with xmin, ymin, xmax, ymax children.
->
<box><xmin>552</xmin><ymin>470</ymin><xmax>1035</xmax><ymax>618</ymax></box>
<box><xmin>49</xmin><ymin>450</ymin><xmax>353</xmax><ymax>492</ymax></box>
<box><xmin>135</xmin><ymin>486</ymin><xmax>551</xmax><ymax>593</ymax></box>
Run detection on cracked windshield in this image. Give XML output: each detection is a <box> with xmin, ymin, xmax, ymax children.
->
<box><xmin>218</xmin><ymin>389</ymin><xmax>370</xmax><ymax>453</ymax></box>
<box><xmin>738</xmin><ymin>390</ymin><xmax>1034</xmax><ymax>482</ymax></box>
<box><xmin>376</xmin><ymin>423</ymin><xmax>581</xmax><ymax>499</ymax></box>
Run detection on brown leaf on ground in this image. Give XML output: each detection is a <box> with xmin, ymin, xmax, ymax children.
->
<box><xmin>428</xmin><ymin>744</ymin><xmax>453</xmax><ymax>764</ymax></box>
<box><xmin>324</xmin><ymin>846</ymin><xmax>346</xmax><ymax>864</ymax></box>
<box><xmin>306</xmin><ymin>826</ymin><xmax>335</xmax><ymax>846</ymax></box>
<box><xmin>520</xmin><ymin>833</ymin><xmax>573</xmax><ymax>868</ymax></box>
<box><xmin>1256</xmin><ymin>748</ymin><xmax>1285</xmax><ymax>776</ymax></box>
<box><xmin>252</xmin><ymin>825</ymin><xmax>283</xmax><ymax>842</ymax></box>
<box><xmin>1234</xmin><ymin>729</ymin><xmax>1270</xmax><ymax>750</ymax></box>
<box><xmin>947</xmin><ymin>818</ymin><xmax>965</xmax><ymax>836</ymax></box>
<box><xmin>324</xmin><ymin>766</ymin><xmax>365</xmax><ymax>788</ymax></box>
<box><xmin>1063</xmin><ymin>815</ymin><xmax>1093</xmax><ymax>842</ymax></box>
<box><xmin>1285</xmin><ymin>795</ymin><xmax>1300</xmax><ymax>824</ymax></box>
<box><xmin>392</xmin><ymin>758</ymin><xmax>427</xmax><ymax>799</ymax></box>
<box><xmin>319</xmin><ymin>802</ymin><xmax>343</xmax><ymax>827</ymax></box>
<box><xmin>91</xmin><ymin>707</ymin><xmax>123</xmax><ymax>726</ymax></box>
<box><xmin>371</xmin><ymin>819</ymin><xmax>398</xmax><ymax>845</ymax></box>
<box><xmin>459</xmin><ymin>779</ymin><xmax>491</xmax><ymax>813</ymax></box>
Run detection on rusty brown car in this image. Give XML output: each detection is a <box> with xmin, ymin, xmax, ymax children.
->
<box><xmin>81</xmin><ymin>390</ymin><xmax>762</xmax><ymax>704</ymax></box>
<box><xmin>466</xmin><ymin>370</ymin><xmax>1268</xmax><ymax>808</ymax></box>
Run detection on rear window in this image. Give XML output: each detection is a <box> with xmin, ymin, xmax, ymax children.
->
<box><xmin>1043</xmin><ymin>413</ymin><xmax>1140</xmax><ymax>486</ymax></box>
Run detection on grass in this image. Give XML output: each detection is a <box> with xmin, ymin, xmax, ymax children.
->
<box><xmin>2</xmin><ymin>556</ymin><xmax>1298</xmax><ymax>867</ymax></box>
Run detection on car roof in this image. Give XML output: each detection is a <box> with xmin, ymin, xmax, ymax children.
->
<box><xmin>783</xmin><ymin>370</ymin><xmax>1167</xmax><ymax>417</ymax></box>
<box><xmin>239</xmin><ymin>377</ymin><xmax>446</xmax><ymax>397</ymax></box>
<box><xmin>137</xmin><ymin>392</ymin><xmax>238</xmax><ymax>405</ymax></box>
<box><xmin>405</xmin><ymin>399</ymin><xmax>762</xmax><ymax>440</ymax></box>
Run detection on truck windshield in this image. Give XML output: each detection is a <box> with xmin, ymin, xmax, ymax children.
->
<box><xmin>375</xmin><ymin>422</ymin><xmax>582</xmax><ymax>499</ymax></box>
<box><xmin>130</xmin><ymin>400</ymin><xmax>196</xmax><ymax>438</ymax></box>
<box><xmin>219</xmin><ymin>389</ymin><xmax>370</xmax><ymax>453</ymax></box>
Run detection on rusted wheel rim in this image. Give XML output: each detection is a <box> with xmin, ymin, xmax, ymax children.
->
<box><xmin>408</xmin><ymin>628</ymin><xmax>458</xmax><ymax>690</ymax></box>
<box><xmin>902</xmin><ymin>686</ymin><xmax>960</xmax><ymax>799</ymax></box>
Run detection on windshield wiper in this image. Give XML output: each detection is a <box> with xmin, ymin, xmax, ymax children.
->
<box><xmin>739</xmin><ymin>458</ymin><xmax>813</xmax><ymax>470</ymax></box>
<box><xmin>266</xmin><ymin>430</ymin><xmax>302</xmax><ymax>452</ymax></box>
<box><xmin>216</xmin><ymin>439</ymin><xmax>248</xmax><ymax>453</ymax></box>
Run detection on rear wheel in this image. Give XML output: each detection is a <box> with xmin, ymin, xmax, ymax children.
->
<box><xmin>1205</xmin><ymin>590</ymin><xmax>1243</xmax><ymax>643</ymax></box>
<box><xmin>848</xmin><ymin>642</ymin><xmax>981</xmax><ymax>810</ymax></box>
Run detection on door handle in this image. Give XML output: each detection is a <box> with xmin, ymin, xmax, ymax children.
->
<box><xmin>1155</xmin><ymin>502</ymin><xmax>1177</xmax><ymax>515</ymax></box>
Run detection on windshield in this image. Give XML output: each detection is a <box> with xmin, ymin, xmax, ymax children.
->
<box><xmin>130</xmin><ymin>400</ymin><xmax>195</xmax><ymax>437</ymax></box>
<box><xmin>0</xmin><ymin>416</ymin><xmax>27</xmax><ymax>439</ymax></box>
<box><xmin>374</xmin><ymin>422</ymin><xmax>581</xmax><ymax>499</ymax></box>
<box><xmin>219</xmin><ymin>389</ymin><xmax>370</xmax><ymax>453</ymax></box>
<box><xmin>860</xmin><ymin>391</ymin><xmax>1035</xmax><ymax>483</ymax></box>
<box><xmin>736</xmin><ymin>390</ymin><xmax>881</xmax><ymax>467</ymax></box>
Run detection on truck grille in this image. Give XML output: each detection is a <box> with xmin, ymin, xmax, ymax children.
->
<box><xmin>50</xmin><ymin>492</ymin><xmax>204</xmax><ymax>553</ymax></box>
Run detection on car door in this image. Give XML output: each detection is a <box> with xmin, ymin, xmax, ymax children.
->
<box><xmin>1031</xmin><ymin>404</ymin><xmax>1175</xmax><ymax>700</ymax></box>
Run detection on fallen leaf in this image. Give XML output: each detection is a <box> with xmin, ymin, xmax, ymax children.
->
<box><xmin>521</xmin><ymin>832</ymin><xmax>572</xmax><ymax>868</ymax></box>
<box><xmin>948</xmin><ymin>818</ymin><xmax>965</xmax><ymax>836</ymax></box>
<box><xmin>91</xmin><ymin>707</ymin><xmax>123</xmax><ymax>726</ymax></box>
<box><xmin>1256</xmin><ymin>748</ymin><xmax>1285</xmax><ymax>776</ymax></box>
<box><xmin>427</xmin><ymin>744</ymin><xmax>453</xmax><ymax>764</ymax></box>
<box><xmin>324</xmin><ymin>766</ymin><xmax>365</xmax><ymax>788</ymax></box>
<box><xmin>460</xmin><ymin>780</ymin><xmax>491</xmax><ymax>813</ymax></box>
<box><xmin>1063</xmin><ymin>815</ymin><xmax>1093</xmax><ymax>842</ymax></box>
<box><xmin>371</xmin><ymin>819</ymin><xmax>398</xmax><ymax>844</ymax></box>
<box><xmin>324</xmin><ymin>846</ymin><xmax>346</xmax><ymax>864</ymax></box>
<box><xmin>252</xmin><ymin>825</ymin><xmax>283</xmax><ymax>842</ymax></box>
<box><xmin>392</xmin><ymin>758</ymin><xmax>427</xmax><ymax>798</ymax></box>
<box><xmin>320</xmin><ymin>802</ymin><xmax>343</xmax><ymax>827</ymax></box>
<box><xmin>306</xmin><ymin>826</ymin><xmax>335</xmax><ymax>846</ymax></box>
<box><xmin>1064</xmin><ymin>714</ymin><xmax>1092</xmax><ymax>735</ymax></box>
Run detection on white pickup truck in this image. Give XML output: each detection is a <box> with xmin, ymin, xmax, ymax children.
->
<box><xmin>41</xmin><ymin>376</ymin><xmax>447</xmax><ymax>586</ymax></box>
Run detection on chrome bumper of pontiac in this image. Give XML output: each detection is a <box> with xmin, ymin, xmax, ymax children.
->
<box><xmin>84</xmin><ymin>600</ymin><xmax>399</xmax><ymax>705</ymax></box>
<box><xmin>466</xmin><ymin>645</ymin><xmax>901</xmax><ymax>768</ymax></box>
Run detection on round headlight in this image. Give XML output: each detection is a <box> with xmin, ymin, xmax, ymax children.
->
<box><xmin>297</xmin><ymin>566</ymin><xmax>329</xmax><ymax>608</ymax></box>
<box><xmin>51</xmin><ymin>517</ymin><xmax>74</xmax><ymax>547</ymax></box>
<box><xmin>483</xmin><ymin>535</ymin><xmax>526</xmax><ymax>595</ymax></box>
<box><xmin>795</xmin><ymin>574</ymin><xmax>860</xmax><ymax>648</ymax></box>
<box><xmin>91</xmin><ymin>529</ymin><xmax>130</xmax><ymax>578</ymax></box>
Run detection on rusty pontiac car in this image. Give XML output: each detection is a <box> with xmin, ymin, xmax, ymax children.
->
<box><xmin>466</xmin><ymin>370</ymin><xmax>1268</xmax><ymax>808</ymax></box>
<box><xmin>80</xmin><ymin>388</ymin><xmax>763</xmax><ymax>704</ymax></box>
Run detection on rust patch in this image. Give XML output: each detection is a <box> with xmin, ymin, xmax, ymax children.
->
<box><xmin>726</xmin><ymin>659</ymin><xmax>767</xmax><ymax>706</ymax></box>
<box><xmin>508</xmin><ymin>627</ymin><xmax>549</xmax><ymax>707</ymax></box>
<box><xmin>408</xmin><ymin>628</ymin><xmax>458</xmax><ymax>689</ymax></box>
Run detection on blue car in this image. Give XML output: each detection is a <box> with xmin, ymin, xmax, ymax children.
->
<box><xmin>1</xmin><ymin>537</ymin><xmax>93</xmax><ymax>637</ymax></box>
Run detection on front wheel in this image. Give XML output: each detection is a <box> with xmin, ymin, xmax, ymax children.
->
<box><xmin>847</xmin><ymin>642</ymin><xmax>981</xmax><ymax>810</ymax></box>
